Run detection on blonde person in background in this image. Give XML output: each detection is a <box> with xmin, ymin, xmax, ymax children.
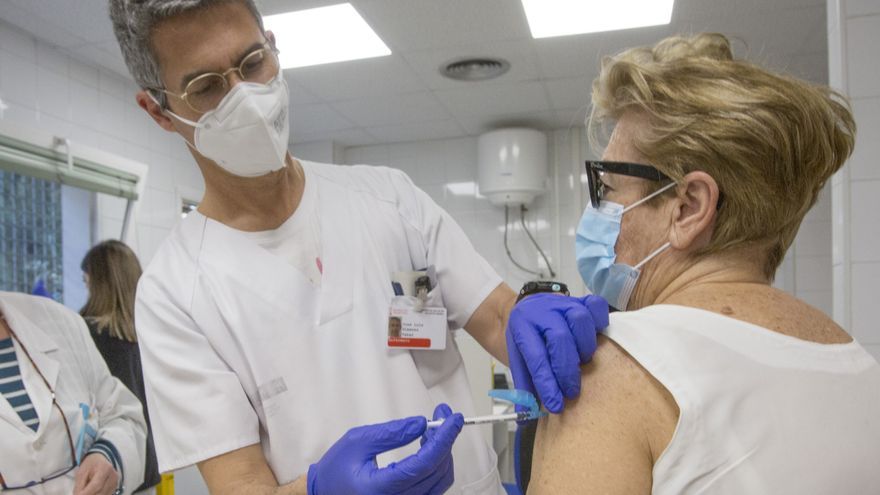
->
<box><xmin>81</xmin><ymin>240</ymin><xmax>161</xmax><ymax>493</ymax></box>
<box><xmin>514</xmin><ymin>33</ymin><xmax>880</xmax><ymax>494</ymax></box>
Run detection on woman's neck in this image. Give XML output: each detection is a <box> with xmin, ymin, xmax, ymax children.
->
<box><xmin>629</xmin><ymin>252</ymin><xmax>769</xmax><ymax>311</ymax></box>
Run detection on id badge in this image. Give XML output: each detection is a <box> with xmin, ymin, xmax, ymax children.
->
<box><xmin>388</xmin><ymin>268</ymin><xmax>447</xmax><ymax>350</ymax></box>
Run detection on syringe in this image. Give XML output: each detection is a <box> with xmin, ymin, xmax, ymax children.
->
<box><xmin>426</xmin><ymin>410</ymin><xmax>537</xmax><ymax>429</ymax></box>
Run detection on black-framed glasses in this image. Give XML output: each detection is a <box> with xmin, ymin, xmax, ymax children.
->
<box><xmin>149</xmin><ymin>41</ymin><xmax>281</xmax><ymax>114</ymax></box>
<box><xmin>585</xmin><ymin>160</ymin><xmax>671</xmax><ymax>208</ymax></box>
<box><xmin>0</xmin><ymin>322</ymin><xmax>77</xmax><ymax>491</ymax></box>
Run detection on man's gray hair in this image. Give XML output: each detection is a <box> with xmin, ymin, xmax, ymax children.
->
<box><xmin>108</xmin><ymin>0</ymin><xmax>265</xmax><ymax>105</ymax></box>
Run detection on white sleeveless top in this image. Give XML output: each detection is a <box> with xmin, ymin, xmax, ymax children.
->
<box><xmin>605</xmin><ymin>305</ymin><xmax>880</xmax><ymax>495</ymax></box>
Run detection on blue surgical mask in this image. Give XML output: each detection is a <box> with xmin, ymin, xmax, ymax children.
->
<box><xmin>575</xmin><ymin>182</ymin><xmax>676</xmax><ymax>311</ymax></box>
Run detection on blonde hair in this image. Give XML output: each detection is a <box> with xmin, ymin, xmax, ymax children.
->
<box><xmin>80</xmin><ymin>240</ymin><xmax>142</xmax><ymax>342</ymax></box>
<box><xmin>589</xmin><ymin>33</ymin><xmax>856</xmax><ymax>278</ymax></box>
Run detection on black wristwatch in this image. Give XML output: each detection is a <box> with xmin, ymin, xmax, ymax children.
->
<box><xmin>516</xmin><ymin>281</ymin><xmax>570</xmax><ymax>303</ymax></box>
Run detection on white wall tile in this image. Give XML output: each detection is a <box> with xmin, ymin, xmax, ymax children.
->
<box><xmin>845</xmin><ymin>0</ymin><xmax>880</xmax><ymax>18</ymax></box>
<box><xmin>795</xmin><ymin>255</ymin><xmax>834</xmax><ymax>293</ymax></box>
<box><xmin>851</xmin><ymin>262</ymin><xmax>880</xmax><ymax>344</ymax></box>
<box><xmin>0</xmin><ymin>24</ymin><xmax>36</xmax><ymax>60</ymax></box>
<box><xmin>36</xmin><ymin>67</ymin><xmax>68</xmax><ymax>119</ymax></box>
<box><xmin>0</xmin><ymin>51</ymin><xmax>37</xmax><ymax>108</ymax></box>
<box><xmin>848</xmin><ymin>97</ymin><xmax>880</xmax><ymax>181</ymax></box>
<box><xmin>845</xmin><ymin>15</ymin><xmax>880</xmax><ymax>99</ymax></box>
<box><xmin>849</xmin><ymin>180</ymin><xmax>880</xmax><ymax>262</ymax></box>
<box><xmin>35</xmin><ymin>42</ymin><xmax>68</xmax><ymax>76</ymax></box>
<box><xmin>803</xmin><ymin>183</ymin><xmax>833</xmax><ymax>223</ymax></box>
<box><xmin>794</xmin><ymin>219</ymin><xmax>832</xmax><ymax>257</ymax></box>
<box><xmin>0</xmin><ymin>30</ymin><xmax>206</xmax><ymax>265</ymax></box>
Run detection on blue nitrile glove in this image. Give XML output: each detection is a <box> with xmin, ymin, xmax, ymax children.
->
<box><xmin>307</xmin><ymin>404</ymin><xmax>464</xmax><ymax>495</ymax></box>
<box><xmin>506</xmin><ymin>294</ymin><xmax>609</xmax><ymax>414</ymax></box>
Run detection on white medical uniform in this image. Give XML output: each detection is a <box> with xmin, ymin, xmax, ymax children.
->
<box><xmin>0</xmin><ymin>292</ymin><xmax>146</xmax><ymax>494</ymax></box>
<box><xmin>606</xmin><ymin>305</ymin><xmax>880</xmax><ymax>494</ymax></box>
<box><xmin>135</xmin><ymin>161</ymin><xmax>505</xmax><ymax>493</ymax></box>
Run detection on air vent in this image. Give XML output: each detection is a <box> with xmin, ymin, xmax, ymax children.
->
<box><xmin>440</xmin><ymin>57</ymin><xmax>511</xmax><ymax>81</ymax></box>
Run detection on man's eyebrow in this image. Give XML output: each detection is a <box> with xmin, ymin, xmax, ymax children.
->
<box><xmin>178</xmin><ymin>41</ymin><xmax>266</xmax><ymax>90</ymax></box>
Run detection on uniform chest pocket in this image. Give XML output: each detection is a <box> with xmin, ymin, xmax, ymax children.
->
<box><xmin>410</xmin><ymin>333</ymin><xmax>463</xmax><ymax>389</ymax></box>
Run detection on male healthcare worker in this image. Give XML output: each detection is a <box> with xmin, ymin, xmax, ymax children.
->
<box><xmin>110</xmin><ymin>1</ymin><xmax>608</xmax><ymax>493</ymax></box>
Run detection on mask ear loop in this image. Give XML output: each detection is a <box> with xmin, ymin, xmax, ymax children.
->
<box><xmin>622</xmin><ymin>181</ymin><xmax>677</xmax><ymax>214</ymax></box>
<box><xmin>147</xmin><ymin>91</ymin><xmax>201</xmax><ymax>152</ymax></box>
<box><xmin>633</xmin><ymin>241</ymin><xmax>671</xmax><ymax>270</ymax></box>
<box><xmin>625</xmin><ymin>181</ymin><xmax>677</xmax><ymax>270</ymax></box>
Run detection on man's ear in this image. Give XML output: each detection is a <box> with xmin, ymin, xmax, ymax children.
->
<box><xmin>266</xmin><ymin>29</ymin><xmax>276</xmax><ymax>47</ymax></box>
<box><xmin>135</xmin><ymin>90</ymin><xmax>176</xmax><ymax>132</ymax></box>
<box><xmin>668</xmin><ymin>171</ymin><xmax>720</xmax><ymax>251</ymax></box>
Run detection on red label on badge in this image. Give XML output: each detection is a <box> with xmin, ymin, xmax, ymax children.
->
<box><xmin>387</xmin><ymin>337</ymin><xmax>431</xmax><ymax>348</ymax></box>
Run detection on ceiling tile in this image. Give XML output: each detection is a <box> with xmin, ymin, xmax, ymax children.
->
<box><xmin>357</xmin><ymin>0</ymin><xmax>532</xmax><ymax>52</ymax></box>
<box><xmin>331</xmin><ymin>91</ymin><xmax>451</xmax><ymax>126</ymax></box>
<box><xmin>435</xmin><ymin>81</ymin><xmax>550</xmax><ymax>118</ymax></box>
<box><xmin>399</xmin><ymin>38</ymin><xmax>541</xmax><ymax>91</ymax></box>
<box><xmin>543</xmin><ymin>77</ymin><xmax>592</xmax><ymax>111</ymax></box>
<box><xmin>366</xmin><ymin>119</ymin><xmax>464</xmax><ymax>144</ymax></box>
<box><xmin>292</xmin><ymin>127</ymin><xmax>379</xmax><ymax>147</ymax></box>
<box><xmin>290</xmin><ymin>103</ymin><xmax>354</xmax><ymax>134</ymax></box>
<box><xmin>286</xmin><ymin>54</ymin><xmax>425</xmax><ymax>101</ymax></box>
<box><xmin>283</xmin><ymin>77</ymin><xmax>321</xmax><ymax>106</ymax></box>
<box><xmin>532</xmin><ymin>34</ymin><xmax>607</xmax><ymax>79</ymax></box>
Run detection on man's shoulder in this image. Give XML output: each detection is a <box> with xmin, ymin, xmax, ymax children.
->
<box><xmin>301</xmin><ymin>159</ymin><xmax>417</xmax><ymax>205</ymax></box>
<box><xmin>139</xmin><ymin>215</ymin><xmax>205</xmax><ymax>294</ymax></box>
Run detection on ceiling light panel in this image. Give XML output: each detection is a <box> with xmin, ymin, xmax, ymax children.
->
<box><xmin>521</xmin><ymin>0</ymin><xmax>675</xmax><ymax>39</ymax></box>
<box><xmin>264</xmin><ymin>3</ymin><xmax>391</xmax><ymax>69</ymax></box>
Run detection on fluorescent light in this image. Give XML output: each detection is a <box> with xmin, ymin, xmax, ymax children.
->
<box><xmin>521</xmin><ymin>0</ymin><xmax>674</xmax><ymax>39</ymax></box>
<box><xmin>263</xmin><ymin>3</ymin><xmax>391</xmax><ymax>69</ymax></box>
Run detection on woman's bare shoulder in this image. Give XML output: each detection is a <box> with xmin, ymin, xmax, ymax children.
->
<box><xmin>528</xmin><ymin>335</ymin><xmax>679</xmax><ymax>494</ymax></box>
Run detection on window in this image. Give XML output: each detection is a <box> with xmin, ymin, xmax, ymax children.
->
<box><xmin>0</xmin><ymin>169</ymin><xmax>64</xmax><ymax>299</ymax></box>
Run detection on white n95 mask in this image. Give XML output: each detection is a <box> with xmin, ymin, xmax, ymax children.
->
<box><xmin>163</xmin><ymin>75</ymin><xmax>291</xmax><ymax>177</ymax></box>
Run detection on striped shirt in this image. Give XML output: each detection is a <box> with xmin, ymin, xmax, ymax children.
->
<box><xmin>0</xmin><ymin>337</ymin><xmax>40</xmax><ymax>431</ymax></box>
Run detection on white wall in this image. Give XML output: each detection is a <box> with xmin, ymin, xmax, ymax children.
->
<box><xmin>0</xmin><ymin>21</ymin><xmax>209</xmax><ymax>494</ymax></box>
<box><xmin>0</xmin><ymin>21</ymin><xmax>204</xmax><ymax>269</ymax></box>
<box><xmin>828</xmin><ymin>0</ymin><xmax>880</xmax><ymax>362</ymax></box>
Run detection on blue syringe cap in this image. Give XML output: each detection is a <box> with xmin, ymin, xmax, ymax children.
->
<box><xmin>488</xmin><ymin>389</ymin><xmax>543</xmax><ymax>417</ymax></box>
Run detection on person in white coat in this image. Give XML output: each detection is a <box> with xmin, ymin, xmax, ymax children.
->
<box><xmin>109</xmin><ymin>1</ymin><xmax>608</xmax><ymax>494</ymax></box>
<box><xmin>0</xmin><ymin>291</ymin><xmax>146</xmax><ymax>494</ymax></box>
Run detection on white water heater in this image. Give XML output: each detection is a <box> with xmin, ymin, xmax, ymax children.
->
<box><xmin>478</xmin><ymin>128</ymin><xmax>548</xmax><ymax>206</ymax></box>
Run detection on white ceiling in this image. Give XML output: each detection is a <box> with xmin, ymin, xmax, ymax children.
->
<box><xmin>0</xmin><ymin>0</ymin><xmax>828</xmax><ymax>147</ymax></box>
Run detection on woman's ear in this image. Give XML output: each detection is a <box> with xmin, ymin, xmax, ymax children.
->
<box><xmin>668</xmin><ymin>171</ymin><xmax>720</xmax><ymax>251</ymax></box>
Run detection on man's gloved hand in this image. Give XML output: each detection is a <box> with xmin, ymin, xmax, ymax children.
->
<box><xmin>506</xmin><ymin>294</ymin><xmax>609</xmax><ymax>413</ymax></box>
<box><xmin>307</xmin><ymin>404</ymin><xmax>463</xmax><ymax>495</ymax></box>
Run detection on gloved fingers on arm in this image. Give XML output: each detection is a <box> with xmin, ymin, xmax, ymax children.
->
<box><xmin>509</xmin><ymin>314</ymin><xmax>564</xmax><ymax>413</ymax></box>
<box><xmin>506</xmin><ymin>324</ymin><xmax>538</xmax><ymax>414</ymax></box>
<box><xmin>562</xmin><ymin>302</ymin><xmax>599</xmax><ymax>364</ymax></box>
<box><xmin>542</xmin><ymin>313</ymin><xmax>583</xmax><ymax>400</ymax></box>
<box><xmin>581</xmin><ymin>295</ymin><xmax>610</xmax><ymax>329</ymax></box>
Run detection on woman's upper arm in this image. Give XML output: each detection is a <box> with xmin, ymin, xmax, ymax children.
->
<box><xmin>528</xmin><ymin>336</ymin><xmax>676</xmax><ymax>495</ymax></box>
